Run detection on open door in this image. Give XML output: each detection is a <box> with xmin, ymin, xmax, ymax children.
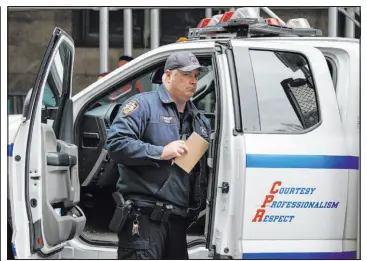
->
<box><xmin>206</xmin><ymin>40</ymin><xmax>357</xmax><ymax>259</ymax></box>
<box><xmin>8</xmin><ymin>28</ymin><xmax>86</xmax><ymax>259</ymax></box>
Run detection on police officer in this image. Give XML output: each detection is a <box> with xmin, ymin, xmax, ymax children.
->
<box><xmin>106</xmin><ymin>51</ymin><xmax>211</xmax><ymax>259</ymax></box>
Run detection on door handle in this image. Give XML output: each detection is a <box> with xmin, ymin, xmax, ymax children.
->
<box><xmin>82</xmin><ymin>132</ymin><xmax>100</xmax><ymax>148</ymax></box>
<box><xmin>83</xmin><ymin>132</ymin><xmax>100</xmax><ymax>139</ymax></box>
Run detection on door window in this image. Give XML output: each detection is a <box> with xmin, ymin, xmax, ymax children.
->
<box><xmin>250</xmin><ymin>50</ymin><xmax>320</xmax><ymax>132</ymax></box>
<box><xmin>41</xmin><ymin>42</ymin><xmax>72</xmax><ymax>130</ymax></box>
<box><xmin>194</xmin><ymin>66</ymin><xmax>215</xmax><ymax>113</ymax></box>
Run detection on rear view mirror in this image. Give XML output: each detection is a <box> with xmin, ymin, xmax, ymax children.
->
<box><xmin>22</xmin><ymin>88</ymin><xmax>33</xmax><ymax>117</ymax></box>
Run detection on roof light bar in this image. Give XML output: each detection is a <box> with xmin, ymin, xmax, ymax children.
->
<box><xmin>197</xmin><ymin>18</ymin><xmax>211</xmax><ymax>28</ymax></box>
<box><xmin>207</xmin><ymin>14</ymin><xmax>223</xmax><ymax>26</ymax></box>
<box><xmin>286</xmin><ymin>18</ymin><xmax>311</xmax><ymax>28</ymax></box>
<box><xmin>231</xmin><ymin>7</ymin><xmax>260</xmax><ymax>19</ymax></box>
<box><xmin>188</xmin><ymin>17</ymin><xmax>322</xmax><ymax>40</ymax></box>
<box><xmin>266</xmin><ymin>18</ymin><xmax>281</xmax><ymax>26</ymax></box>
<box><xmin>219</xmin><ymin>11</ymin><xmax>235</xmax><ymax>23</ymax></box>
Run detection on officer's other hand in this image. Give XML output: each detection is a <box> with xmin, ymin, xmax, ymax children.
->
<box><xmin>161</xmin><ymin>140</ymin><xmax>189</xmax><ymax>160</ymax></box>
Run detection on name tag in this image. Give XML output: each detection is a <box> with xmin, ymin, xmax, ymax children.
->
<box><xmin>160</xmin><ymin>116</ymin><xmax>177</xmax><ymax>124</ymax></box>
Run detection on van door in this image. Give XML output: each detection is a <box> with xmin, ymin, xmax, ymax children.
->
<box><xmin>8</xmin><ymin>28</ymin><xmax>85</xmax><ymax>259</ymax></box>
<box><xmin>207</xmin><ymin>40</ymin><xmax>357</xmax><ymax>259</ymax></box>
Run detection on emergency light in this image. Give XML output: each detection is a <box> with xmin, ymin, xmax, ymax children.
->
<box><xmin>219</xmin><ymin>11</ymin><xmax>235</xmax><ymax>23</ymax></box>
<box><xmin>266</xmin><ymin>18</ymin><xmax>281</xmax><ymax>26</ymax></box>
<box><xmin>197</xmin><ymin>18</ymin><xmax>211</xmax><ymax>28</ymax></box>
<box><xmin>286</xmin><ymin>18</ymin><xmax>311</xmax><ymax>28</ymax></box>
<box><xmin>207</xmin><ymin>14</ymin><xmax>223</xmax><ymax>26</ymax></box>
<box><xmin>188</xmin><ymin>7</ymin><xmax>322</xmax><ymax>40</ymax></box>
<box><xmin>231</xmin><ymin>7</ymin><xmax>260</xmax><ymax>19</ymax></box>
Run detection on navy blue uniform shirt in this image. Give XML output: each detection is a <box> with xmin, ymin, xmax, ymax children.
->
<box><xmin>106</xmin><ymin>84</ymin><xmax>211</xmax><ymax>210</ymax></box>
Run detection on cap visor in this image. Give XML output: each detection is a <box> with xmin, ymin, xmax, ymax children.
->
<box><xmin>178</xmin><ymin>65</ymin><xmax>208</xmax><ymax>72</ymax></box>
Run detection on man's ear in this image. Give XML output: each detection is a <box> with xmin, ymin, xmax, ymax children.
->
<box><xmin>166</xmin><ymin>70</ymin><xmax>172</xmax><ymax>82</ymax></box>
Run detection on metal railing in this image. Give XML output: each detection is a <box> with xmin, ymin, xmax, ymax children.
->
<box><xmin>8</xmin><ymin>92</ymin><xmax>27</xmax><ymax>115</ymax></box>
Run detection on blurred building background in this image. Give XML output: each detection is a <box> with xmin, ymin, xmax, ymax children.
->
<box><xmin>8</xmin><ymin>7</ymin><xmax>360</xmax><ymax>112</ymax></box>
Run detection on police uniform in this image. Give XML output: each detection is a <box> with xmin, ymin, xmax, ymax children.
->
<box><xmin>106</xmin><ymin>52</ymin><xmax>211</xmax><ymax>259</ymax></box>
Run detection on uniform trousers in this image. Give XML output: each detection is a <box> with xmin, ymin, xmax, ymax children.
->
<box><xmin>117</xmin><ymin>209</ymin><xmax>189</xmax><ymax>259</ymax></box>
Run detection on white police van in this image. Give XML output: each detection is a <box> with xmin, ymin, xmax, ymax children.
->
<box><xmin>8</xmin><ymin>8</ymin><xmax>360</xmax><ymax>259</ymax></box>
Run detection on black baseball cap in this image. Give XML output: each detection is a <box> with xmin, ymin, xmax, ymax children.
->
<box><xmin>164</xmin><ymin>51</ymin><xmax>208</xmax><ymax>72</ymax></box>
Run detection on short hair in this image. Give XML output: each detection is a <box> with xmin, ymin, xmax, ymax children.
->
<box><xmin>162</xmin><ymin>73</ymin><xmax>166</xmax><ymax>84</ymax></box>
<box><xmin>118</xmin><ymin>55</ymin><xmax>134</xmax><ymax>62</ymax></box>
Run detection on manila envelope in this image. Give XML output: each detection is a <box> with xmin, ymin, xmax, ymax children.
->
<box><xmin>173</xmin><ymin>132</ymin><xmax>209</xmax><ymax>173</ymax></box>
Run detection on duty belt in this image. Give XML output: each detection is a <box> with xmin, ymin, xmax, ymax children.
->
<box><xmin>131</xmin><ymin>200</ymin><xmax>192</xmax><ymax>220</ymax></box>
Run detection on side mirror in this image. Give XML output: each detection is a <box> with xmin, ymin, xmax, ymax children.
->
<box><xmin>22</xmin><ymin>88</ymin><xmax>33</xmax><ymax>117</ymax></box>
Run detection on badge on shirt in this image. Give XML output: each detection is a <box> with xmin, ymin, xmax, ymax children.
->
<box><xmin>120</xmin><ymin>100</ymin><xmax>139</xmax><ymax>117</ymax></box>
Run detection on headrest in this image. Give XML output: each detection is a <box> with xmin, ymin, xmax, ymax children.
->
<box><xmin>150</xmin><ymin>67</ymin><xmax>165</xmax><ymax>84</ymax></box>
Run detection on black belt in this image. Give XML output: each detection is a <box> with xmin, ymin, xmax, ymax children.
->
<box><xmin>130</xmin><ymin>200</ymin><xmax>191</xmax><ymax>222</ymax></box>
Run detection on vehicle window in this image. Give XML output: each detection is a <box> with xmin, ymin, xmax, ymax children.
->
<box><xmin>42</xmin><ymin>81</ymin><xmax>57</xmax><ymax>108</ymax></box>
<box><xmin>196</xmin><ymin>91</ymin><xmax>215</xmax><ymax>113</ymax></box>
<box><xmin>325</xmin><ymin>57</ymin><xmax>337</xmax><ymax>89</ymax></box>
<box><xmin>95</xmin><ymin>68</ymin><xmax>163</xmax><ymax>106</ymax></box>
<box><xmin>193</xmin><ymin>66</ymin><xmax>216</xmax><ymax>130</ymax></box>
<box><xmin>41</xmin><ymin>43</ymin><xmax>72</xmax><ymax>127</ymax></box>
<box><xmin>195</xmin><ymin>89</ymin><xmax>215</xmax><ymax>130</ymax></box>
<box><xmin>94</xmin><ymin>58</ymin><xmax>214</xmax><ymax>107</ymax></box>
<box><xmin>250</xmin><ymin>50</ymin><xmax>320</xmax><ymax>132</ymax></box>
<box><xmin>194</xmin><ymin>66</ymin><xmax>215</xmax><ymax>113</ymax></box>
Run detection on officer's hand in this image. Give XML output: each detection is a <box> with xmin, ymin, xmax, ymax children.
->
<box><xmin>161</xmin><ymin>140</ymin><xmax>189</xmax><ymax>160</ymax></box>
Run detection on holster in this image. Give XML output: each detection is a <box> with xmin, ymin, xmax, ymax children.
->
<box><xmin>109</xmin><ymin>192</ymin><xmax>133</xmax><ymax>233</ymax></box>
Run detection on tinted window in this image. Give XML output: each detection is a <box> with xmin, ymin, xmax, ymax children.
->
<box><xmin>41</xmin><ymin>43</ymin><xmax>71</xmax><ymax>113</ymax></box>
<box><xmin>250</xmin><ymin>50</ymin><xmax>319</xmax><ymax>132</ymax></box>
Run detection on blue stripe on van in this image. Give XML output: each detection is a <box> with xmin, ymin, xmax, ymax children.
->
<box><xmin>242</xmin><ymin>251</ymin><xmax>356</xmax><ymax>259</ymax></box>
<box><xmin>8</xmin><ymin>144</ymin><xmax>14</xmax><ymax>157</ymax></box>
<box><xmin>11</xmin><ymin>243</ymin><xmax>17</xmax><ymax>258</ymax></box>
<box><xmin>246</xmin><ymin>154</ymin><xmax>359</xmax><ymax>170</ymax></box>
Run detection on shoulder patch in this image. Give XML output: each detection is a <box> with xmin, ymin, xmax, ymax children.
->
<box><xmin>200</xmin><ymin>126</ymin><xmax>209</xmax><ymax>138</ymax></box>
<box><xmin>120</xmin><ymin>99</ymin><xmax>139</xmax><ymax>117</ymax></box>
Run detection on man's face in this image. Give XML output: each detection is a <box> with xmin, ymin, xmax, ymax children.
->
<box><xmin>167</xmin><ymin>69</ymin><xmax>200</xmax><ymax>103</ymax></box>
<box><xmin>118</xmin><ymin>60</ymin><xmax>129</xmax><ymax>67</ymax></box>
